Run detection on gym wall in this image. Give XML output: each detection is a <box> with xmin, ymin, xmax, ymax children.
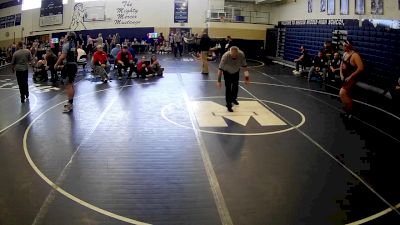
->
<box><xmin>270</xmin><ymin>0</ymin><xmax>400</xmax><ymax>24</ymax></box>
<box><xmin>0</xmin><ymin>0</ymin><xmax>208</xmax><ymax>46</ymax></box>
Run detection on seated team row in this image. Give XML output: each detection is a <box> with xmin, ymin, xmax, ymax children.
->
<box><xmin>34</xmin><ymin>44</ymin><xmax>164</xmax><ymax>83</ymax></box>
<box><xmin>292</xmin><ymin>41</ymin><xmax>341</xmax><ymax>82</ymax></box>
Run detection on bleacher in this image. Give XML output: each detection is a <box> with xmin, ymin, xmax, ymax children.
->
<box><xmin>283</xmin><ymin>25</ymin><xmax>335</xmax><ymax>62</ymax></box>
<box><xmin>278</xmin><ymin>20</ymin><xmax>400</xmax><ymax>100</ymax></box>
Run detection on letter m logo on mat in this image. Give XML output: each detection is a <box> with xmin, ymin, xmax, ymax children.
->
<box><xmin>191</xmin><ymin>101</ymin><xmax>286</xmax><ymax>128</ymax></box>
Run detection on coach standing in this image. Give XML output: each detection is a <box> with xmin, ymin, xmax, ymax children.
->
<box><xmin>11</xmin><ymin>41</ymin><xmax>33</xmax><ymax>103</ymax></box>
<box><xmin>217</xmin><ymin>46</ymin><xmax>250</xmax><ymax>112</ymax></box>
<box><xmin>200</xmin><ymin>30</ymin><xmax>212</xmax><ymax>75</ymax></box>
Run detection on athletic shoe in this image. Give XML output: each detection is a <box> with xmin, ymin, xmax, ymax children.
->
<box><xmin>293</xmin><ymin>70</ymin><xmax>300</xmax><ymax>75</ymax></box>
<box><xmin>340</xmin><ymin>112</ymin><xmax>353</xmax><ymax>120</ymax></box>
<box><xmin>118</xmin><ymin>76</ymin><xmax>122</xmax><ymax>80</ymax></box>
<box><xmin>63</xmin><ymin>103</ymin><xmax>73</xmax><ymax>113</ymax></box>
<box><xmin>226</xmin><ymin>104</ymin><xmax>233</xmax><ymax>112</ymax></box>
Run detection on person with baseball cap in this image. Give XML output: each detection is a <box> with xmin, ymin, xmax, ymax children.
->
<box><xmin>116</xmin><ymin>44</ymin><xmax>136</xmax><ymax>79</ymax></box>
<box><xmin>92</xmin><ymin>45</ymin><xmax>110</xmax><ymax>83</ymax></box>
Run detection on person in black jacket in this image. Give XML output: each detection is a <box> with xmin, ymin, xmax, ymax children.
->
<box><xmin>224</xmin><ymin>36</ymin><xmax>233</xmax><ymax>52</ymax></box>
<box><xmin>200</xmin><ymin>31</ymin><xmax>212</xmax><ymax>75</ymax></box>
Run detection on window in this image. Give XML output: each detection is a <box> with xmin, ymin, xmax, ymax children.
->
<box><xmin>75</xmin><ymin>0</ymin><xmax>98</xmax><ymax>2</ymax></box>
<box><xmin>22</xmin><ymin>0</ymin><xmax>40</xmax><ymax>10</ymax></box>
<box><xmin>22</xmin><ymin>0</ymin><xmax>68</xmax><ymax>10</ymax></box>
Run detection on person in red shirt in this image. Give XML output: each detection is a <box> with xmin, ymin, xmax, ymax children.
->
<box><xmin>92</xmin><ymin>45</ymin><xmax>109</xmax><ymax>82</ymax></box>
<box><xmin>116</xmin><ymin>45</ymin><xmax>136</xmax><ymax>79</ymax></box>
<box><xmin>136</xmin><ymin>56</ymin><xmax>151</xmax><ymax>79</ymax></box>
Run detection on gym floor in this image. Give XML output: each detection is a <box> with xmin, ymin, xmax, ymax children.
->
<box><xmin>0</xmin><ymin>54</ymin><xmax>399</xmax><ymax>225</ymax></box>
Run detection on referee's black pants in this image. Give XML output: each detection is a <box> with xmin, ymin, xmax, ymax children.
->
<box><xmin>223</xmin><ymin>70</ymin><xmax>239</xmax><ymax>108</ymax></box>
<box><xmin>16</xmin><ymin>70</ymin><xmax>29</xmax><ymax>98</ymax></box>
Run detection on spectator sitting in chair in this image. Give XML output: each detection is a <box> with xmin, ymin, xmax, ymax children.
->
<box><xmin>323</xmin><ymin>40</ymin><xmax>335</xmax><ymax>61</ymax></box>
<box><xmin>116</xmin><ymin>45</ymin><xmax>136</xmax><ymax>79</ymax></box>
<box><xmin>110</xmin><ymin>44</ymin><xmax>121</xmax><ymax>59</ymax></box>
<box><xmin>293</xmin><ymin>45</ymin><xmax>310</xmax><ymax>75</ymax></box>
<box><xmin>149</xmin><ymin>54</ymin><xmax>164</xmax><ymax>76</ymax></box>
<box><xmin>92</xmin><ymin>45</ymin><xmax>110</xmax><ymax>83</ymax></box>
<box><xmin>328</xmin><ymin>52</ymin><xmax>341</xmax><ymax>83</ymax></box>
<box><xmin>164</xmin><ymin>41</ymin><xmax>172</xmax><ymax>54</ymax></box>
<box><xmin>137</xmin><ymin>56</ymin><xmax>152</xmax><ymax>79</ymax></box>
<box><xmin>33</xmin><ymin>59</ymin><xmax>48</xmax><ymax>82</ymax></box>
<box><xmin>308</xmin><ymin>50</ymin><xmax>328</xmax><ymax>82</ymax></box>
<box><xmin>77</xmin><ymin>45</ymin><xmax>86</xmax><ymax>62</ymax></box>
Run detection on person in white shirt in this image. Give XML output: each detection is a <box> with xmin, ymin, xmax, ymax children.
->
<box><xmin>96</xmin><ymin>33</ymin><xmax>104</xmax><ymax>46</ymax></box>
<box><xmin>76</xmin><ymin>45</ymin><xmax>86</xmax><ymax>62</ymax></box>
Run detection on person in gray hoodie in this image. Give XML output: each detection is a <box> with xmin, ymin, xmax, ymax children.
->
<box><xmin>11</xmin><ymin>41</ymin><xmax>33</xmax><ymax>103</ymax></box>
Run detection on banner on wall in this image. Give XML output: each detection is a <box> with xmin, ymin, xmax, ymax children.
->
<box><xmin>174</xmin><ymin>0</ymin><xmax>188</xmax><ymax>23</ymax></box>
<box><xmin>279</xmin><ymin>19</ymin><xmax>352</xmax><ymax>26</ymax></box>
<box><xmin>0</xmin><ymin>13</ymin><xmax>21</xmax><ymax>29</ymax></box>
<box><xmin>113</xmin><ymin>0</ymin><xmax>141</xmax><ymax>26</ymax></box>
<box><xmin>40</xmin><ymin>0</ymin><xmax>63</xmax><ymax>27</ymax></box>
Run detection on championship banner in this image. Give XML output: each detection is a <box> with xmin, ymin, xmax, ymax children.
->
<box><xmin>40</xmin><ymin>0</ymin><xmax>63</xmax><ymax>27</ymax></box>
<box><xmin>174</xmin><ymin>0</ymin><xmax>188</xmax><ymax>23</ymax></box>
